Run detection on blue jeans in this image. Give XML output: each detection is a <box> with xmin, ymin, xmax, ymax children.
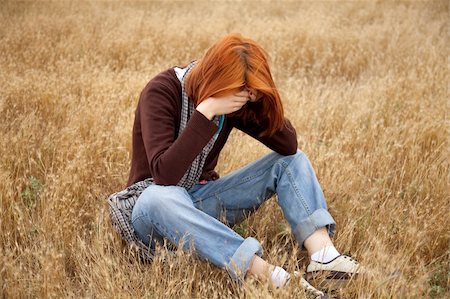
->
<box><xmin>131</xmin><ymin>150</ymin><xmax>336</xmax><ymax>283</ymax></box>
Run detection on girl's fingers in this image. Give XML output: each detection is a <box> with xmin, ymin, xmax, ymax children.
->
<box><xmin>234</xmin><ymin>98</ymin><xmax>248</xmax><ymax>104</ymax></box>
<box><xmin>234</xmin><ymin>90</ymin><xmax>250</xmax><ymax>98</ymax></box>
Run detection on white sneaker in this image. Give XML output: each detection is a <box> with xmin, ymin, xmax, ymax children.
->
<box><xmin>290</xmin><ymin>271</ymin><xmax>332</xmax><ymax>299</ymax></box>
<box><xmin>306</xmin><ymin>255</ymin><xmax>362</xmax><ymax>290</ymax></box>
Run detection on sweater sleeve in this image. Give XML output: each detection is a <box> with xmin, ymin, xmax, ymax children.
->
<box><xmin>232</xmin><ymin>115</ymin><xmax>298</xmax><ymax>156</ymax></box>
<box><xmin>139</xmin><ymin>76</ymin><xmax>218</xmax><ymax>186</ymax></box>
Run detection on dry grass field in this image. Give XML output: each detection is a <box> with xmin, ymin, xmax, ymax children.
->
<box><xmin>0</xmin><ymin>0</ymin><xmax>449</xmax><ymax>298</ymax></box>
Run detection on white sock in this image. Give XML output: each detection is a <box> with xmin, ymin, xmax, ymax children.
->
<box><xmin>270</xmin><ymin>266</ymin><xmax>291</xmax><ymax>288</ymax></box>
<box><xmin>310</xmin><ymin>245</ymin><xmax>340</xmax><ymax>263</ymax></box>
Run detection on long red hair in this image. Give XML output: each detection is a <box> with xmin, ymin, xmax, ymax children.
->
<box><xmin>185</xmin><ymin>33</ymin><xmax>284</xmax><ymax>137</ymax></box>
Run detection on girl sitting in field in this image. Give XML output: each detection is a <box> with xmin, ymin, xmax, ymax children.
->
<box><xmin>110</xmin><ymin>33</ymin><xmax>361</xmax><ymax>298</ymax></box>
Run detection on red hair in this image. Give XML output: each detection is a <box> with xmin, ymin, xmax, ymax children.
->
<box><xmin>185</xmin><ymin>33</ymin><xmax>284</xmax><ymax>137</ymax></box>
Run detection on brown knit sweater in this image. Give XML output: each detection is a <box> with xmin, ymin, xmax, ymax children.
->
<box><xmin>127</xmin><ymin>68</ymin><xmax>298</xmax><ymax>187</ymax></box>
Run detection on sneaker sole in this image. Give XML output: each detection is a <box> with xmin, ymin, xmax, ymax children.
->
<box><xmin>306</xmin><ymin>271</ymin><xmax>358</xmax><ymax>290</ymax></box>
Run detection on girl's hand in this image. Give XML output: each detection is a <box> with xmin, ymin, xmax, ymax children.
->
<box><xmin>196</xmin><ymin>90</ymin><xmax>250</xmax><ymax>120</ymax></box>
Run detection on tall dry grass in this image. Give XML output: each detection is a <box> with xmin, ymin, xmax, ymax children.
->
<box><xmin>0</xmin><ymin>0</ymin><xmax>448</xmax><ymax>298</ymax></box>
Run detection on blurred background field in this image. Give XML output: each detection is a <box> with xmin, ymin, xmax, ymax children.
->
<box><xmin>0</xmin><ymin>0</ymin><xmax>448</xmax><ymax>298</ymax></box>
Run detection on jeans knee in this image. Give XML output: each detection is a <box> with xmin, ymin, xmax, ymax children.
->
<box><xmin>277</xmin><ymin>149</ymin><xmax>306</xmax><ymax>165</ymax></box>
<box><xmin>294</xmin><ymin>148</ymin><xmax>306</xmax><ymax>157</ymax></box>
<box><xmin>274</xmin><ymin>149</ymin><xmax>317</xmax><ymax>181</ymax></box>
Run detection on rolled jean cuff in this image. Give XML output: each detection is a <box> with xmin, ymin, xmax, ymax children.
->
<box><xmin>226</xmin><ymin>237</ymin><xmax>263</xmax><ymax>284</ymax></box>
<box><xmin>293</xmin><ymin>208</ymin><xmax>336</xmax><ymax>248</ymax></box>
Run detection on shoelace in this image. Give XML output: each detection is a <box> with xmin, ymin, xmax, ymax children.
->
<box><xmin>343</xmin><ymin>255</ymin><xmax>359</xmax><ymax>264</ymax></box>
<box><xmin>341</xmin><ymin>255</ymin><xmax>363</xmax><ymax>276</ymax></box>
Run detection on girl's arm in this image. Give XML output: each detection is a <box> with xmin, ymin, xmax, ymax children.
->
<box><xmin>138</xmin><ymin>72</ymin><xmax>218</xmax><ymax>185</ymax></box>
<box><xmin>232</xmin><ymin>115</ymin><xmax>298</xmax><ymax>156</ymax></box>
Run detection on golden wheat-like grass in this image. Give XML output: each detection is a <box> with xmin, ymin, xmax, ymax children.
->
<box><xmin>0</xmin><ymin>1</ymin><xmax>448</xmax><ymax>298</ymax></box>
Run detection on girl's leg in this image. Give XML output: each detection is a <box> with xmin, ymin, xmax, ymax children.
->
<box><xmin>131</xmin><ymin>184</ymin><xmax>263</xmax><ymax>283</ymax></box>
<box><xmin>132</xmin><ymin>185</ymin><xmax>306</xmax><ymax>290</ymax></box>
<box><xmin>190</xmin><ymin>150</ymin><xmax>360</xmax><ymax>290</ymax></box>
<box><xmin>131</xmin><ymin>157</ymin><xmax>334</xmax><ymax>295</ymax></box>
<box><xmin>303</xmin><ymin>227</ymin><xmax>334</xmax><ymax>255</ymax></box>
<box><xmin>188</xmin><ymin>149</ymin><xmax>336</xmax><ymax>249</ymax></box>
